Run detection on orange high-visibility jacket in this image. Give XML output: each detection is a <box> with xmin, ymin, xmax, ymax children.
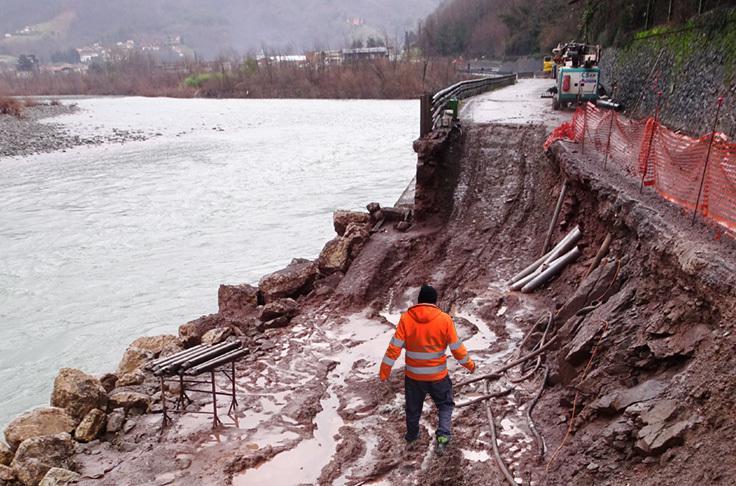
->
<box><xmin>380</xmin><ymin>304</ymin><xmax>474</xmax><ymax>381</ymax></box>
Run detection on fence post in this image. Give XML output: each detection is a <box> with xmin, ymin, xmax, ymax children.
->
<box><xmin>420</xmin><ymin>93</ymin><xmax>432</xmax><ymax>137</ymax></box>
<box><xmin>640</xmin><ymin>91</ymin><xmax>663</xmax><ymax>193</ymax></box>
<box><xmin>581</xmin><ymin>103</ymin><xmax>588</xmax><ymax>155</ymax></box>
<box><xmin>603</xmin><ymin>84</ymin><xmax>617</xmax><ymax>170</ymax></box>
<box><xmin>692</xmin><ymin>96</ymin><xmax>724</xmax><ymax>225</ymax></box>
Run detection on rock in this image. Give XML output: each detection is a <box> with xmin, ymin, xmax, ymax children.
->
<box><xmin>258</xmin><ymin>298</ymin><xmax>298</xmax><ymax>322</ymax></box>
<box><xmin>0</xmin><ymin>464</ymin><xmax>15</xmax><ymax>482</ymax></box>
<box><xmin>380</xmin><ymin>206</ymin><xmax>411</xmax><ymax>222</ymax></box>
<box><xmin>591</xmin><ymin>380</ymin><xmax>666</xmax><ymax>415</ymax></box>
<box><xmin>318</xmin><ymin>237</ymin><xmax>351</xmax><ymax>274</ymax></box>
<box><xmin>646</xmin><ymin>325</ymin><xmax>709</xmax><ymax>359</ymax></box>
<box><xmin>117</xmin><ymin>335</ymin><xmax>180</xmax><ymax>375</ymax></box>
<box><xmin>38</xmin><ymin>467</ymin><xmax>80</xmax><ymax>486</ymax></box>
<box><xmin>258</xmin><ymin>316</ymin><xmax>291</xmax><ymax>331</ymax></box>
<box><xmin>395</xmin><ymin>221</ymin><xmax>412</xmax><ymax>232</ymax></box>
<box><xmin>123</xmin><ymin>420</ymin><xmax>136</xmax><ymax>434</ymax></box>
<box><xmin>50</xmin><ymin>369</ymin><xmax>108</xmax><ymax>423</ymax></box>
<box><xmin>218</xmin><ymin>284</ymin><xmax>260</xmax><ymax>319</ymax></box>
<box><xmin>366</xmin><ymin>202</ymin><xmax>381</xmax><ymax>215</ymax></box>
<box><xmin>333</xmin><ymin>210</ymin><xmax>370</xmax><ymax>236</ymax></box>
<box><xmin>11</xmin><ymin>433</ymin><xmax>75</xmax><ymax>486</ymax></box>
<box><xmin>201</xmin><ymin>327</ymin><xmax>232</xmax><ymax>345</ymax></box>
<box><xmin>636</xmin><ymin>419</ymin><xmax>693</xmax><ymax>455</ymax></box>
<box><xmin>74</xmin><ymin>409</ymin><xmax>106</xmax><ymax>443</ymax></box>
<box><xmin>586</xmin><ymin>462</ymin><xmax>599</xmax><ymax>471</ymax></box>
<box><xmin>175</xmin><ymin>453</ymin><xmax>192</xmax><ymax>470</ymax></box>
<box><xmin>105</xmin><ymin>409</ymin><xmax>125</xmax><ymax>434</ymax></box>
<box><xmin>178</xmin><ymin>322</ymin><xmax>201</xmax><ymax>348</ymax></box>
<box><xmin>108</xmin><ymin>392</ymin><xmax>150</xmax><ymax>415</ymax></box>
<box><xmin>258</xmin><ymin>259</ymin><xmax>318</xmax><ymax>301</ymax></box>
<box><xmin>639</xmin><ymin>400</ymin><xmax>678</xmax><ymax>425</ymax></box>
<box><xmin>564</xmin><ymin>318</ymin><xmax>607</xmax><ymax>365</ymax></box>
<box><xmin>557</xmin><ymin>261</ymin><xmax>621</xmax><ymax>324</ymax></box>
<box><xmin>343</xmin><ymin>223</ymin><xmax>371</xmax><ymax>260</ymax></box>
<box><xmin>4</xmin><ymin>408</ymin><xmax>76</xmax><ymax>450</ymax></box>
<box><xmin>98</xmin><ymin>373</ymin><xmax>118</xmax><ymax>393</ymax></box>
<box><xmin>116</xmin><ymin>370</ymin><xmax>146</xmax><ymax>387</ymax></box>
<box><xmin>0</xmin><ymin>442</ymin><xmax>12</xmax><ymax>466</ymax></box>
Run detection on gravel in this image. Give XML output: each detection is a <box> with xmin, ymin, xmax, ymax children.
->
<box><xmin>0</xmin><ymin>102</ymin><xmax>149</xmax><ymax>159</ymax></box>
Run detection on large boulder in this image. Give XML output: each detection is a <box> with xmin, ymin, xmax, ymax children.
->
<box><xmin>0</xmin><ymin>442</ymin><xmax>12</xmax><ymax>466</ymax></box>
<box><xmin>108</xmin><ymin>392</ymin><xmax>150</xmax><ymax>415</ymax></box>
<box><xmin>258</xmin><ymin>259</ymin><xmax>318</xmax><ymax>301</ymax></box>
<box><xmin>50</xmin><ymin>369</ymin><xmax>108</xmax><ymax>423</ymax></box>
<box><xmin>258</xmin><ymin>298</ymin><xmax>298</xmax><ymax>322</ymax></box>
<box><xmin>11</xmin><ymin>433</ymin><xmax>75</xmax><ymax>486</ymax></box>
<box><xmin>333</xmin><ymin>210</ymin><xmax>371</xmax><ymax>237</ymax></box>
<box><xmin>318</xmin><ymin>238</ymin><xmax>351</xmax><ymax>275</ymax></box>
<box><xmin>178</xmin><ymin>314</ymin><xmax>230</xmax><ymax>347</ymax></box>
<box><xmin>116</xmin><ymin>370</ymin><xmax>145</xmax><ymax>387</ymax></box>
<box><xmin>117</xmin><ymin>335</ymin><xmax>181</xmax><ymax>375</ymax></box>
<box><xmin>4</xmin><ymin>408</ymin><xmax>76</xmax><ymax>450</ymax></box>
<box><xmin>218</xmin><ymin>284</ymin><xmax>260</xmax><ymax>319</ymax></box>
<box><xmin>38</xmin><ymin>467</ymin><xmax>80</xmax><ymax>486</ymax></box>
<box><xmin>590</xmin><ymin>380</ymin><xmax>666</xmax><ymax>415</ymax></box>
<box><xmin>74</xmin><ymin>409</ymin><xmax>106</xmax><ymax>443</ymax></box>
<box><xmin>344</xmin><ymin>222</ymin><xmax>371</xmax><ymax>260</ymax></box>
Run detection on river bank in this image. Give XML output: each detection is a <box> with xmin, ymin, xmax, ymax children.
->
<box><xmin>0</xmin><ymin>102</ymin><xmax>149</xmax><ymax>158</ymax></box>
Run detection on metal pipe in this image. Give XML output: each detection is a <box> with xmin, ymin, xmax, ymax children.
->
<box><xmin>149</xmin><ymin>344</ymin><xmax>207</xmax><ymax>370</ymax></box>
<box><xmin>542</xmin><ymin>182</ymin><xmax>567</xmax><ymax>256</ymax></box>
<box><xmin>509</xmin><ymin>226</ymin><xmax>582</xmax><ymax>287</ymax></box>
<box><xmin>155</xmin><ymin>343</ymin><xmax>228</xmax><ymax>374</ymax></box>
<box><xmin>156</xmin><ymin>341</ymin><xmax>238</xmax><ymax>375</ymax></box>
<box><xmin>187</xmin><ymin>348</ymin><xmax>249</xmax><ymax>375</ymax></box>
<box><xmin>521</xmin><ymin>246</ymin><xmax>582</xmax><ymax>293</ymax></box>
<box><xmin>180</xmin><ymin>341</ymin><xmax>241</xmax><ymax>371</ymax></box>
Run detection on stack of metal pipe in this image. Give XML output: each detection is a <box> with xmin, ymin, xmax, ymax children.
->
<box><xmin>509</xmin><ymin>226</ymin><xmax>582</xmax><ymax>293</ymax></box>
<box><xmin>148</xmin><ymin>341</ymin><xmax>248</xmax><ymax>376</ymax></box>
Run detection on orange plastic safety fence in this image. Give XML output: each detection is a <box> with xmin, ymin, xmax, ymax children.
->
<box><xmin>545</xmin><ymin>103</ymin><xmax>736</xmax><ymax>234</ymax></box>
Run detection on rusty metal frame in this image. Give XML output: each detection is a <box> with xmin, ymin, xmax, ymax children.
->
<box><xmin>159</xmin><ymin>359</ymin><xmax>239</xmax><ymax>431</ymax></box>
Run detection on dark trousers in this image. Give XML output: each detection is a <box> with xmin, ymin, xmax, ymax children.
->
<box><xmin>404</xmin><ymin>375</ymin><xmax>455</xmax><ymax>441</ymax></box>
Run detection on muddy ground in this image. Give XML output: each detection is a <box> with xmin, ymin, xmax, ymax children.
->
<box><xmin>67</xmin><ymin>80</ymin><xmax>736</xmax><ymax>486</ymax></box>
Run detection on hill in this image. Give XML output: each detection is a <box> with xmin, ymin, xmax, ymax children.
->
<box><xmin>0</xmin><ymin>0</ymin><xmax>441</xmax><ymax>58</ymax></box>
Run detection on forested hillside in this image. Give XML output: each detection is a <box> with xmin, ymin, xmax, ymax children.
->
<box><xmin>417</xmin><ymin>0</ymin><xmax>736</xmax><ymax>57</ymax></box>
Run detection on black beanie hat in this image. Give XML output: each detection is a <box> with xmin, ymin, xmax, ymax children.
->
<box><xmin>418</xmin><ymin>284</ymin><xmax>438</xmax><ymax>304</ymax></box>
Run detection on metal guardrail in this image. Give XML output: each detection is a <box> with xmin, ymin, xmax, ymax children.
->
<box><xmin>428</xmin><ymin>74</ymin><xmax>516</xmax><ymax>131</ymax></box>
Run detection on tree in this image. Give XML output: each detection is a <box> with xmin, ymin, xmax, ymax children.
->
<box><xmin>17</xmin><ymin>54</ymin><xmax>39</xmax><ymax>72</ymax></box>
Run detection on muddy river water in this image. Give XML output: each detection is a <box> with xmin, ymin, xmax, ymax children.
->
<box><xmin>0</xmin><ymin>97</ymin><xmax>418</xmax><ymax>429</ymax></box>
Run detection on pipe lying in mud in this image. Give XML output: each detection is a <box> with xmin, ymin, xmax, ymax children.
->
<box><xmin>509</xmin><ymin>226</ymin><xmax>581</xmax><ymax>289</ymax></box>
<box><xmin>542</xmin><ymin>182</ymin><xmax>567</xmax><ymax>256</ymax></box>
<box><xmin>455</xmin><ymin>336</ymin><xmax>558</xmax><ymax>388</ymax></box>
<box><xmin>521</xmin><ymin>246</ymin><xmax>581</xmax><ymax>293</ymax></box>
<box><xmin>484</xmin><ymin>379</ymin><xmax>517</xmax><ymax>486</ymax></box>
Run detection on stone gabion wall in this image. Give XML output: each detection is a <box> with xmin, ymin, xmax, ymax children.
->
<box><xmin>598</xmin><ymin>7</ymin><xmax>736</xmax><ymax>137</ymax></box>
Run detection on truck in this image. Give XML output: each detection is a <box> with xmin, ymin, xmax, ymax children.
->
<box><xmin>551</xmin><ymin>42</ymin><xmax>601</xmax><ymax>110</ymax></box>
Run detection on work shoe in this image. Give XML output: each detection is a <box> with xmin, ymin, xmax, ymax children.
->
<box><xmin>435</xmin><ymin>435</ymin><xmax>451</xmax><ymax>456</ymax></box>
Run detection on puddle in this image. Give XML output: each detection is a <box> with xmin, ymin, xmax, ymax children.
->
<box><xmin>233</xmin><ymin>312</ymin><xmax>395</xmax><ymax>485</ymax></box>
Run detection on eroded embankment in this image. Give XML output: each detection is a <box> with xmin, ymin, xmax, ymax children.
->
<box><xmin>6</xmin><ymin>116</ymin><xmax>736</xmax><ymax>486</ymax></box>
<box><xmin>533</xmin><ymin>141</ymin><xmax>736</xmax><ymax>486</ymax></box>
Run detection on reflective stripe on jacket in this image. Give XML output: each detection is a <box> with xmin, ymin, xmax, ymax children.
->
<box><xmin>380</xmin><ymin>303</ymin><xmax>473</xmax><ymax>381</ymax></box>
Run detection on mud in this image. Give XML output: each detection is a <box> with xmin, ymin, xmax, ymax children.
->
<box><xmin>53</xmin><ymin>82</ymin><xmax>736</xmax><ymax>485</ymax></box>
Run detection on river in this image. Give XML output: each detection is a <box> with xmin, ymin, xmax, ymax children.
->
<box><xmin>0</xmin><ymin>97</ymin><xmax>418</xmax><ymax>429</ymax></box>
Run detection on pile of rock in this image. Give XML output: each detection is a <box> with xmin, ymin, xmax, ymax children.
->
<box><xmin>1</xmin><ymin>334</ymin><xmax>185</xmax><ymax>485</ymax></box>
<box><xmin>176</xmin><ymin>207</ymin><xmax>391</xmax><ymax>345</ymax></box>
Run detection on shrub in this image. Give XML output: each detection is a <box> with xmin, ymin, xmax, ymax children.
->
<box><xmin>0</xmin><ymin>96</ymin><xmax>23</xmax><ymax>117</ymax></box>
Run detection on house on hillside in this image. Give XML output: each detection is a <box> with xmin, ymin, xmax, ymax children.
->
<box><xmin>77</xmin><ymin>44</ymin><xmax>106</xmax><ymax>64</ymax></box>
<box><xmin>341</xmin><ymin>47</ymin><xmax>389</xmax><ymax>62</ymax></box>
<box><xmin>255</xmin><ymin>53</ymin><xmax>308</xmax><ymax>66</ymax></box>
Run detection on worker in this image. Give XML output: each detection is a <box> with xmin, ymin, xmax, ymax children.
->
<box><xmin>379</xmin><ymin>285</ymin><xmax>475</xmax><ymax>455</ymax></box>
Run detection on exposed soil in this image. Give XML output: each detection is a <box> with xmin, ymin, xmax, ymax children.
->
<box><xmin>61</xmin><ymin>83</ymin><xmax>736</xmax><ymax>485</ymax></box>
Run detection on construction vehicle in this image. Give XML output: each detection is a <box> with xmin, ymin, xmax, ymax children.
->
<box><xmin>543</xmin><ymin>55</ymin><xmax>554</xmax><ymax>75</ymax></box>
<box><xmin>550</xmin><ymin>42</ymin><xmax>601</xmax><ymax>110</ymax></box>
